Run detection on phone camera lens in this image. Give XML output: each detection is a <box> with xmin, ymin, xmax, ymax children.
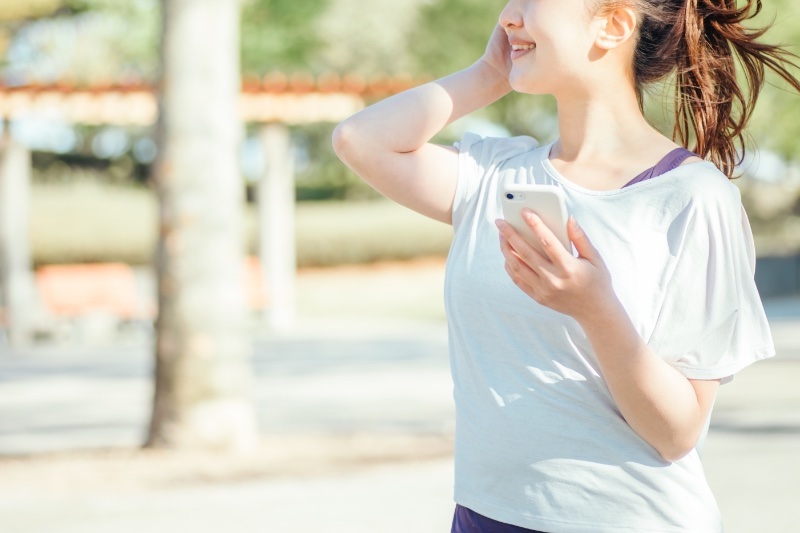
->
<box><xmin>506</xmin><ymin>193</ymin><xmax>514</xmax><ymax>200</ymax></box>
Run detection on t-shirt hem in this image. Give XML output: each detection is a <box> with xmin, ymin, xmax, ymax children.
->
<box><xmin>672</xmin><ymin>343</ymin><xmax>776</xmax><ymax>382</ymax></box>
<box><xmin>454</xmin><ymin>491</ymin><xmax>714</xmax><ymax>533</ymax></box>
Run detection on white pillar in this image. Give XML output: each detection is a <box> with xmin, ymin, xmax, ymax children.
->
<box><xmin>0</xmin><ymin>130</ymin><xmax>34</xmax><ymax>348</ymax></box>
<box><xmin>258</xmin><ymin>123</ymin><xmax>296</xmax><ymax>330</ymax></box>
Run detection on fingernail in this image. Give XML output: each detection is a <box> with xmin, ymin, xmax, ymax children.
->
<box><xmin>495</xmin><ymin>219</ymin><xmax>505</xmax><ymax>230</ymax></box>
<box><xmin>569</xmin><ymin>215</ymin><xmax>578</xmax><ymax>229</ymax></box>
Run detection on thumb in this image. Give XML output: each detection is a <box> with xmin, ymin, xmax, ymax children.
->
<box><xmin>568</xmin><ymin>216</ymin><xmax>597</xmax><ymax>260</ymax></box>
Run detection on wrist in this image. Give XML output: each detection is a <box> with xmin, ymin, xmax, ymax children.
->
<box><xmin>574</xmin><ymin>295</ymin><xmax>628</xmax><ymax>333</ymax></box>
<box><xmin>433</xmin><ymin>61</ymin><xmax>512</xmax><ymax>124</ymax></box>
<box><xmin>576</xmin><ymin>297</ymin><xmax>646</xmax><ymax>370</ymax></box>
<box><xmin>472</xmin><ymin>58</ymin><xmax>513</xmax><ymax>95</ymax></box>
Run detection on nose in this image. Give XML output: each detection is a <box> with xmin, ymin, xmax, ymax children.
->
<box><xmin>499</xmin><ymin>1</ymin><xmax>521</xmax><ymax>30</ymax></box>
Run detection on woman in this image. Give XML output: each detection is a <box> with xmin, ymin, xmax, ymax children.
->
<box><xmin>333</xmin><ymin>0</ymin><xmax>800</xmax><ymax>531</ymax></box>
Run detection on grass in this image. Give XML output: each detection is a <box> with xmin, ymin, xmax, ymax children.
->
<box><xmin>291</xmin><ymin>201</ymin><xmax>453</xmax><ymax>267</ymax></box>
<box><xmin>31</xmin><ymin>181</ymin><xmax>158</xmax><ymax>266</ymax></box>
<box><xmin>30</xmin><ymin>181</ymin><xmax>454</xmax><ymax>268</ymax></box>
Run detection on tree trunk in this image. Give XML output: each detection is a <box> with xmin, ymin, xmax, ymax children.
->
<box><xmin>146</xmin><ymin>0</ymin><xmax>256</xmax><ymax>451</ymax></box>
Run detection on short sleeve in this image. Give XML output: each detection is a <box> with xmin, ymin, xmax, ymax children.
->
<box><xmin>452</xmin><ymin>132</ymin><xmax>538</xmax><ymax>230</ymax></box>
<box><xmin>646</xmin><ymin>180</ymin><xmax>776</xmax><ymax>383</ymax></box>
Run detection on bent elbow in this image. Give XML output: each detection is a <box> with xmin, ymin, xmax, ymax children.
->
<box><xmin>655</xmin><ymin>438</ymin><xmax>698</xmax><ymax>463</ymax></box>
<box><xmin>331</xmin><ymin>120</ymin><xmax>358</xmax><ymax>163</ymax></box>
<box><xmin>658</xmin><ymin>448</ymin><xmax>690</xmax><ymax>463</ymax></box>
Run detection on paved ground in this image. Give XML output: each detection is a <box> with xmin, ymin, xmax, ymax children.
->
<box><xmin>0</xmin><ymin>298</ymin><xmax>798</xmax><ymax>532</ymax></box>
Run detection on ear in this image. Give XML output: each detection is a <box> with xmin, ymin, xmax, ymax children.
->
<box><xmin>594</xmin><ymin>7</ymin><xmax>637</xmax><ymax>50</ymax></box>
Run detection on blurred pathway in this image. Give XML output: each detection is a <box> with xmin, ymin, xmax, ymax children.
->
<box><xmin>0</xmin><ymin>299</ymin><xmax>799</xmax><ymax>532</ymax></box>
<box><xmin>0</xmin><ymin>319</ymin><xmax>453</xmax><ymax>455</ymax></box>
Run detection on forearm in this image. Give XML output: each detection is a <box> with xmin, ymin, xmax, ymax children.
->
<box><xmin>335</xmin><ymin>60</ymin><xmax>511</xmax><ymax>153</ymax></box>
<box><xmin>577</xmin><ymin>299</ymin><xmax>709</xmax><ymax>461</ymax></box>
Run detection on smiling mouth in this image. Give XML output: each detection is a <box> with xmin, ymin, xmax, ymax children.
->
<box><xmin>510</xmin><ymin>43</ymin><xmax>536</xmax><ymax>60</ymax></box>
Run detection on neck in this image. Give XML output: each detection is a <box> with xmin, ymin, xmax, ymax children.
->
<box><xmin>550</xmin><ymin>82</ymin><xmax>658</xmax><ymax>162</ymax></box>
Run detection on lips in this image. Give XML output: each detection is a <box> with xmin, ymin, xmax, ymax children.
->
<box><xmin>509</xmin><ymin>38</ymin><xmax>536</xmax><ymax>60</ymax></box>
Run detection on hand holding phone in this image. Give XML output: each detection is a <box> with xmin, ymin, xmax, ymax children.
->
<box><xmin>500</xmin><ymin>184</ymin><xmax>572</xmax><ymax>256</ymax></box>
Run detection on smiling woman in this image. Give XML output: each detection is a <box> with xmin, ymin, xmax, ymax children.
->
<box><xmin>333</xmin><ymin>0</ymin><xmax>800</xmax><ymax>531</ymax></box>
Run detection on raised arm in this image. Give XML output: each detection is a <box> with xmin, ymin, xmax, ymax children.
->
<box><xmin>332</xmin><ymin>25</ymin><xmax>513</xmax><ymax>225</ymax></box>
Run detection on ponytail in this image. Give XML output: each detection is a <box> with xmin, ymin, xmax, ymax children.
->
<box><xmin>609</xmin><ymin>0</ymin><xmax>800</xmax><ymax>178</ymax></box>
<box><xmin>674</xmin><ymin>0</ymin><xmax>800</xmax><ymax>178</ymax></box>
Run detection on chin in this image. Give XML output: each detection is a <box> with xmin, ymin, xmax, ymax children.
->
<box><xmin>509</xmin><ymin>75</ymin><xmax>547</xmax><ymax>96</ymax></box>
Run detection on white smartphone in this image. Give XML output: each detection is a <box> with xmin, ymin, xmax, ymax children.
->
<box><xmin>500</xmin><ymin>184</ymin><xmax>572</xmax><ymax>256</ymax></box>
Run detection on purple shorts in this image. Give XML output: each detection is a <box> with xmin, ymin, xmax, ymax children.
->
<box><xmin>451</xmin><ymin>505</ymin><xmax>549</xmax><ymax>533</ymax></box>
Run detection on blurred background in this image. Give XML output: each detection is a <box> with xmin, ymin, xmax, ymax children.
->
<box><xmin>0</xmin><ymin>0</ymin><xmax>798</xmax><ymax>532</ymax></box>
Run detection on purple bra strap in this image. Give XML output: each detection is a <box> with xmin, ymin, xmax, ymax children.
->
<box><xmin>622</xmin><ymin>148</ymin><xmax>699</xmax><ymax>188</ymax></box>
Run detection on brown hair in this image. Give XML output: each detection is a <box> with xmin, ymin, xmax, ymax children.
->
<box><xmin>594</xmin><ymin>0</ymin><xmax>800</xmax><ymax>178</ymax></box>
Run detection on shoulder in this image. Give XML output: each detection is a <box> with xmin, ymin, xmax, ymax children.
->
<box><xmin>672</xmin><ymin>162</ymin><xmax>743</xmax><ymax>216</ymax></box>
<box><xmin>455</xmin><ymin>132</ymin><xmax>540</xmax><ymax>168</ymax></box>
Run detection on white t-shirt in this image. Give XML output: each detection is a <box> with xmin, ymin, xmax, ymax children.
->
<box><xmin>445</xmin><ymin>132</ymin><xmax>776</xmax><ymax>532</ymax></box>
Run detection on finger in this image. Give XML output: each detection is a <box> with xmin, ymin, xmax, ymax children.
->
<box><xmin>504</xmin><ymin>261</ymin><xmax>540</xmax><ymax>302</ymax></box>
<box><xmin>520</xmin><ymin>209</ymin><xmax>572</xmax><ymax>268</ymax></box>
<box><xmin>567</xmin><ymin>215</ymin><xmax>599</xmax><ymax>262</ymax></box>
<box><xmin>496</xmin><ymin>219</ymin><xmax>548</xmax><ymax>272</ymax></box>
<box><xmin>500</xmin><ymin>236</ymin><xmax>540</xmax><ymax>284</ymax></box>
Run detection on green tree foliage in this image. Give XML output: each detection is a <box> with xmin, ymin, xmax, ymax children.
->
<box><xmin>409</xmin><ymin>0</ymin><xmax>500</xmax><ymax>78</ymax></box>
<box><xmin>0</xmin><ymin>0</ymin><xmax>71</xmax><ymax>64</ymax></box>
<box><xmin>240</xmin><ymin>0</ymin><xmax>327</xmax><ymax>75</ymax></box>
<box><xmin>3</xmin><ymin>0</ymin><xmax>332</xmax><ymax>82</ymax></box>
<box><xmin>3</xmin><ymin>0</ymin><xmax>159</xmax><ymax>83</ymax></box>
<box><xmin>745</xmin><ymin>0</ymin><xmax>800</xmax><ymax>160</ymax></box>
<box><xmin>312</xmin><ymin>0</ymin><xmax>427</xmax><ymax>76</ymax></box>
<box><xmin>0</xmin><ymin>0</ymin><xmax>64</xmax><ymax>22</ymax></box>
